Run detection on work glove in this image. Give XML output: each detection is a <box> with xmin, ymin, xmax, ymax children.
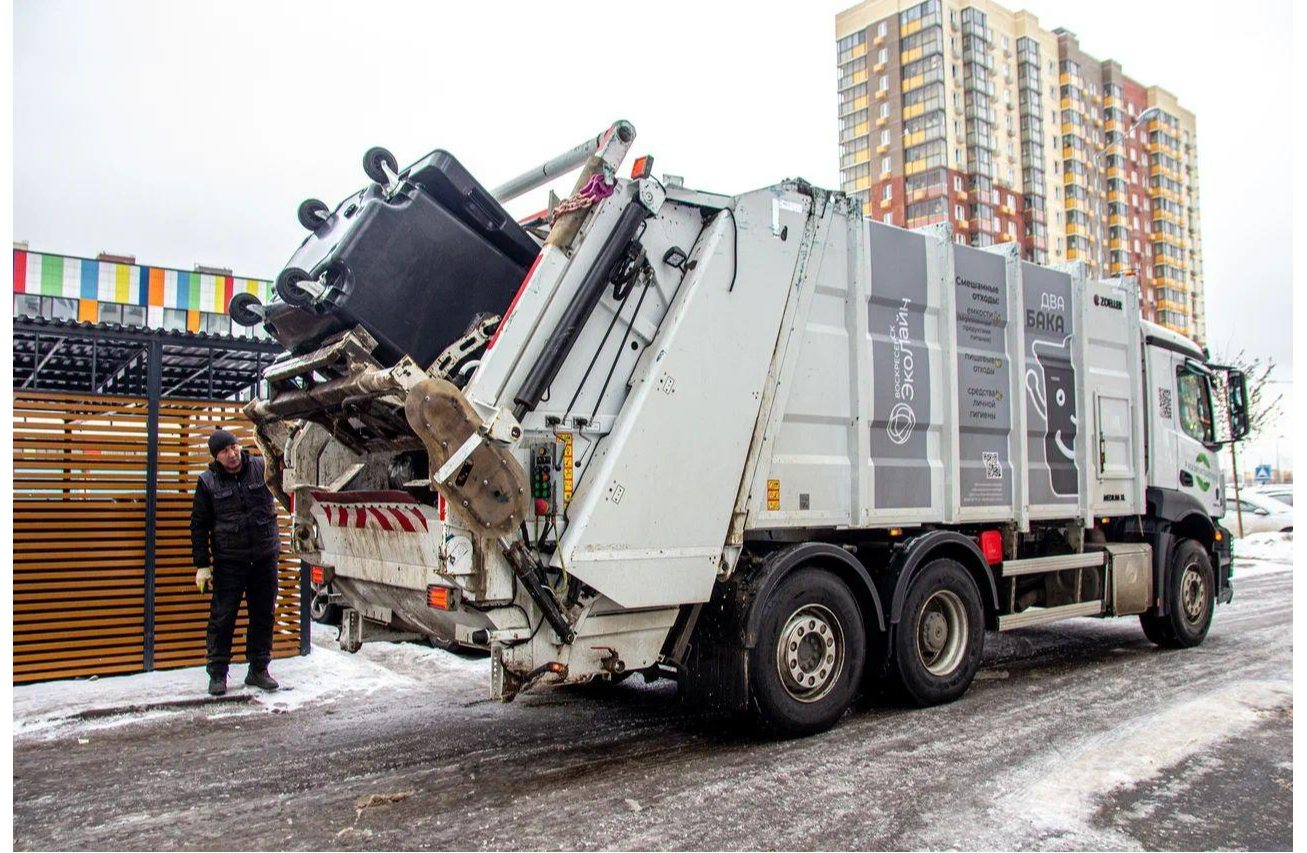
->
<box><xmin>195</xmin><ymin>567</ymin><xmax>213</xmax><ymax>594</ymax></box>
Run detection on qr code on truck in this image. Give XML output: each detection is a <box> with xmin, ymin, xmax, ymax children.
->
<box><xmin>983</xmin><ymin>452</ymin><xmax>1002</xmax><ymax>479</ymax></box>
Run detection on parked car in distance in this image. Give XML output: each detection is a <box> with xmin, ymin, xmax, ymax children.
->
<box><xmin>1248</xmin><ymin>484</ymin><xmax>1294</xmax><ymax>507</ymax></box>
<box><xmin>1225</xmin><ymin>491</ymin><xmax>1294</xmax><ymax>535</ymax></box>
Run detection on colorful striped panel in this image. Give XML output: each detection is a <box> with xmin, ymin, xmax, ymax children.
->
<box><xmin>12</xmin><ymin>249</ymin><xmax>271</xmax><ymax>314</ymax></box>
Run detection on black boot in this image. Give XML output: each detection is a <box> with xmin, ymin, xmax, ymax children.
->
<box><xmin>208</xmin><ymin>675</ymin><xmax>227</xmax><ymax>696</ymax></box>
<box><xmin>245</xmin><ymin>668</ymin><xmax>279</xmax><ymax>691</ymax></box>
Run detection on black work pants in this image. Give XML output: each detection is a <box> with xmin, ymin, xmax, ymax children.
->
<box><xmin>206</xmin><ymin>552</ymin><xmax>279</xmax><ymax>678</ymax></box>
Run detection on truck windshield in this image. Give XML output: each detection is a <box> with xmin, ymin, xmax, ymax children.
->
<box><xmin>1176</xmin><ymin>365</ymin><xmax>1214</xmax><ymax>444</ymax></box>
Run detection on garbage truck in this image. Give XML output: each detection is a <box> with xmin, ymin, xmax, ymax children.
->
<box><xmin>230</xmin><ymin>120</ymin><xmax>1250</xmax><ymax>735</ymax></box>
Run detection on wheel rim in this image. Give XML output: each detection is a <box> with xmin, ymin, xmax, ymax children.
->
<box><xmin>775</xmin><ymin>604</ymin><xmax>845</xmax><ymax>703</ymax></box>
<box><xmin>309</xmin><ymin>584</ymin><xmax>330</xmax><ymax>620</ymax></box>
<box><xmin>1180</xmin><ymin>562</ymin><xmax>1208</xmax><ymax>626</ymax></box>
<box><xmin>916</xmin><ymin>590</ymin><xmax>968</xmax><ymax>677</ymax></box>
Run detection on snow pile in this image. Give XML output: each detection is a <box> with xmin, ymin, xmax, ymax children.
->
<box><xmin>1233</xmin><ymin>530</ymin><xmax>1294</xmax><ymax>577</ymax></box>
<box><xmin>13</xmin><ymin>632</ymin><xmax>488</xmax><ymax>740</ymax></box>
<box><xmin>1233</xmin><ymin>531</ymin><xmax>1294</xmax><ymax>562</ymax></box>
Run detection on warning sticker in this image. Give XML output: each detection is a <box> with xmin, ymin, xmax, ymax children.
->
<box><xmin>767</xmin><ymin>479</ymin><xmax>781</xmax><ymax>511</ymax></box>
<box><xmin>560</xmin><ymin>433</ymin><xmax>575</xmax><ymax>504</ymax></box>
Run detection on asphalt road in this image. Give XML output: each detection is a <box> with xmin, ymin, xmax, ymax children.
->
<box><xmin>14</xmin><ymin>568</ymin><xmax>1292</xmax><ymax>851</ymax></box>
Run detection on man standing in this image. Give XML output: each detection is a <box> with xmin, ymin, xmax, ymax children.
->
<box><xmin>190</xmin><ymin>428</ymin><xmax>281</xmax><ymax>696</ymax></box>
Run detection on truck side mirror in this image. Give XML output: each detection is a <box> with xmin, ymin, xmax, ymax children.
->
<box><xmin>1226</xmin><ymin>369</ymin><xmax>1250</xmax><ymax>442</ymax></box>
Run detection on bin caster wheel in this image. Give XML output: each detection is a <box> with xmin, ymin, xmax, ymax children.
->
<box><xmin>276</xmin><ymin>268</ymin><xmax>315</xmax><ymax>308</ymax></box>
<box><xmin>297</xmin><ymin>198</ymin><xmax>330</xmax><ymax>231</ymax></box>
<box><xmin>228</xmin><ymin>292</ymin><xmax>265</xmax><ymax>327</ymax></box>
<box><xmin>363</xmin><ymin>146</ymin><xmax>398</xmax><ymax>184</ymax></box>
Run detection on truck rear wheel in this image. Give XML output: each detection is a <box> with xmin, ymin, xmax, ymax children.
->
<box><xmin>1140</xmin><ymin>539</ymin><xmax>1214</xmax><ymax>648</ymax></box>
<box><xmin>748</xmin><ymin>568</ymin><xmax>866</xmax><ymax>737</ymax></box>
<box><xmin>891</xmin><ymin>559</ymin><xmax>984</xmax><ymax>706</ymax></box>
<box><xmin>309</xmin><ymin>581</ymin><xmax>342</xmax><ymax>626</ymax></box>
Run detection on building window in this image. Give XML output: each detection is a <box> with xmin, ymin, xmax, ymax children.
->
<box><xmin>123</xmin><ymin>305</ymin><xmax>146</xmax><ymax>327</ymax></box>
<box><xmin>98</xmin><ymin>302</ymin><xmax>123</xmax><ymax>324</ymax></box>
<box><xmin>883</xmin><ymin>213</ymin><xmax>894</xmax><ymax>225</ymax></box>
<box><xmin>14</xmin><ymin>294</ymin><xmax>43</xmax><ymax>318</ymax></box>
<box><xmin>881</xmin><ymin>128</ymin><xmax>890</xmax><ymax>145</ymax></box>
<box><xmin>882</xmin><ymin>156</ymin><xmax>892</xmax><ymax>173</ymax></box>
<box><xmin>202</xmin><ymin>313</ymin><xmax>230</xmax><ymax>335</ymax></box>
<box><xmin>162</xmin><ymin>308</ymin><xmax>187</xmax><ymax>331</ymax></box>
<box><xmin>877</xmin><ymin>21</ymin><xmax>887</xmax><ymax>38</ymax></box>
<box><xmin>879</xmin><ymin>102</ymin><xmax>889</xmax><ymax>119</ymax></box>
<box><xmin>954</xmin><ymin>176</ymin><xmax>963</xmax><ymax>192</ymax></box>
<box><xmin>879</xmin><ymin>74</ymin><xmax>888</xmax><ymax>91</ymax></box>
<box><xmin>50</xmin><ymin>297</ymin><xmax>78</xmax><ymax>321</ymax></box>
<box><xmin>955</xmin><ymin>204</ymin><xmax>965</xmax><ymax>220</ymax></box>
<box><xmin>882</xmin><ymin>184</ymin><xmax>893</xmax><ymax>201</ymax></box>
<box><xmin>878</xmin><ymin>47</ymin><xmax>887</xmax><ymax>64</ymax></box>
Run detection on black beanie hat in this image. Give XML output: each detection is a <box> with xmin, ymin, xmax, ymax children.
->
<box><xmin>209</xmin><ymin>429</ymin><xmax>239</xmax><ymax>458</ymax></box>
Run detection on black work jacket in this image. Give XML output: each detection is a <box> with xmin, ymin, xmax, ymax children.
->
<box><xmin>190</xmin><ymin>451</ymin><xmax>279</xmax><ymax>568</ymax></box>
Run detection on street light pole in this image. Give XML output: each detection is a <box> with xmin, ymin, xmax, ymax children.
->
<box><xmin>1095</xmin><ymin>105</ymin><xmax>1161</xmax><ymax>279</ymax></box>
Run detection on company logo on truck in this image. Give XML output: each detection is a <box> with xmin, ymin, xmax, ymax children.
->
<box><xmin>1093</xmin><ymin>293</ymin><xmax>1124</xmax><ymax>311</ymax></box>
<box><xmin>1026</xmin><ymin>334</ymin><xmax>1079</xmax><ymax>498</ymax></box>
<box><xmin>887</xmin><ymin>297</ymin><xmax>919</xmax><ymax>445</ymax></box>
<box><xmin>1185</xmin><ymin>452</ymin><xmax>1214</xmax><ymax>493</ymax></box>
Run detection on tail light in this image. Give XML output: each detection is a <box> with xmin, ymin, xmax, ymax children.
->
<box><xmin>310</xmin><ymin>565</ymin><xmax>324</xmax><ymax>585</ymax></box>
<box><xmin>979</xmin><ymin>530</ymin><xmax>1003</xmax><ymax>565</ymax></box>
<box><xmin>427</xmin><ymin>585</ymin><xmax>458</xmax><ymax>611</ymax></box>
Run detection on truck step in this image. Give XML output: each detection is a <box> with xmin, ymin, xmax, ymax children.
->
<box><xmin>998</xmin><ymin>600</ymin><xmax>1103</xmax><ymax>631</ymax></box>
<box><xmin>999</xmin><ymin>551</ymin><xmax>1105</xmax><ymax>577</ymax></box>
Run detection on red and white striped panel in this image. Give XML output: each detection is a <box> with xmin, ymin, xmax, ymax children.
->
<box><xmin>309</xmin><ymin>490</ymin><xmax>433</xmax><ymax>534</ymax></box>
<box><xmin>319</xmin><ymin>503</ymin><xmax>430</xmax><ymax>533</ymax></box>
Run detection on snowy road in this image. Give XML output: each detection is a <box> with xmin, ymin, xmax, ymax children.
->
<box><xmin>13</xmin><ymin>540</ymin><xmax>1293</xmax><ymax>851</ymax></box>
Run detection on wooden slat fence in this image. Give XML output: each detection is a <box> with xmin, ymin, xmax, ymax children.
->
<box><xmin>14</xmin><ymin>390</ymin><xmax>303</xmax><ymax>683</ymax></box>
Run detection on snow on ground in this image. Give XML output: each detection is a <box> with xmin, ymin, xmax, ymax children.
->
<box><xmin>913</xmin><ymin>678</ymin><xmax>1292</xmax><ymax>850</ymax></box>
<box><xmin>12</xmin><ymin>534</ymin><xmax>1292</xmax><ymax>741</ymax></box>
<box><xmin>12</xmin><ymin>632</ymin><xmax>489</xmax><ymax>741</ymax></box>
<box><xmin>1232</xmin><ymin>531</ymin><xmax>1295</xmax><ymax>577</ymax></box>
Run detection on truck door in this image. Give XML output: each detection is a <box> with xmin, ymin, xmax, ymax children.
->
<box><xmin>1171</xmin><ymin>359</ymin><xmax>1222</xmax><ymax>515</ymax></box>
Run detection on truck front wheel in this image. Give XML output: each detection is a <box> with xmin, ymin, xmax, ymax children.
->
<box><xmin>891</xmin><ymin>559</ymin><xmax>984</xmax><ymax>706</ymax></box>
<box><xmin>748</xmin><ymin>568</ymin><xmax>866</xmax><ymax>737</ymax></box>
<box><xmin>1140</xmin><ymin>539</ymin><xmax>1215</xmax><ymax>648</ymax></box>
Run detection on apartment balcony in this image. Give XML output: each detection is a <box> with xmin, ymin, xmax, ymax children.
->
<box><xmin>1104</xmin><ymin>96</ymin><xmax>1120</xmax><ymax>109</ymax></box>
<box><xmin>956</xmin><ymin>189</ymin><xmax>968</xmax><ymax>201</ymax></box>
<box><xmin>875</xmin><ymin>87</ymin><xmax>889</xmax><ymax>99</ymax></box>
<box><xmin>901</xmin><ymin>19</ymin><xmax>922</xmax><ymax>37</ymax></box>
<box><xmin>1108</xmin><ymin>213</ymin><xmax>1128</xmax><ymax>226</ymax></box>
<box><xmin>1065</xmin><ymin>196</ymin><xmax>1086</xmax><ymax>211</ymax></box>
<box><xmin>880</xmin><ymin>197</ymin><xmax>894</xmax><ymax>210</ymax></box>
<box><xmin>907</xmin><ymin>184</ymin><xmax>946</xmax><ymax>203</ymax></box>
<box><xmin>905</xmin><ymin>158</ymin><xmax>929</xmax><ymax>175</ymax></box>
<box><xmin>956</xmin><ymin>218</ymin><xmax>971</xmax><ymax>230</ymax></box>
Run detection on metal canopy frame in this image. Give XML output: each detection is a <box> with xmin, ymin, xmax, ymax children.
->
<box><xmin>12</xmin><ymin>317</ymin><xmax>282</xmax><ymax>400</ymax></box>
<box><xmin>12</xmin><ymin>316</ymin><xmax>310</xmax><ymax>664</ymax></box>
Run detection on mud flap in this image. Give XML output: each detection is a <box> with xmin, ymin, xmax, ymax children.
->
<box><xmin>404</xmin><ymin>377</ymin><xmax>530</xmax><ymax>537</ymax></box>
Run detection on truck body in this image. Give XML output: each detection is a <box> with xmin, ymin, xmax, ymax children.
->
<box><xmin>240</xmin><ymin>122</ymin><xmax>1248</xmax><ymax>734</ymax></box>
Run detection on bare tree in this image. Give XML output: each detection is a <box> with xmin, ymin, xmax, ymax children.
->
<box><xmin>1212</xmin><ymin>351</ymin><xmax>1283</xmax><ymax>444</ymax></box>
<box><xmin>1211</xmin><ymin>350</ymin><xmax>1283</xmax><ymax>536</ymax></box>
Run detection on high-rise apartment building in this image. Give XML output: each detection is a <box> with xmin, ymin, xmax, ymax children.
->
<box><xmin>836</xmin><ymin>0</ymin><xmax>1205</xmax><ymax>342</ymax></box>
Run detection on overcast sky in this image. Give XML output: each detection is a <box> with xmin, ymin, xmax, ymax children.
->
<box><xmin>12</xmin><ymin>0</ymin><xmax>1294</xmax><ymax>463</ymax></box>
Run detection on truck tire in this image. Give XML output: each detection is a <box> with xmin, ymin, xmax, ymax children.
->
<box><xmin>309</xmin><ymin>581</ymin><xmax>342</xmax><ymax>626</ymax></box>
<box><xmin>891</xmin><ymin>558</ymin><xmax>984</xmax><ymax>706</ymax></box>
<box><xmin>1139</xmin><ymin>539</ymin><xmax>1214</xmax><ymax>648</ymax></box>
<box><xmin>748</xmin><ymin>568</ymin><xmax>866</xmax><ymax>737</ymax></box>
